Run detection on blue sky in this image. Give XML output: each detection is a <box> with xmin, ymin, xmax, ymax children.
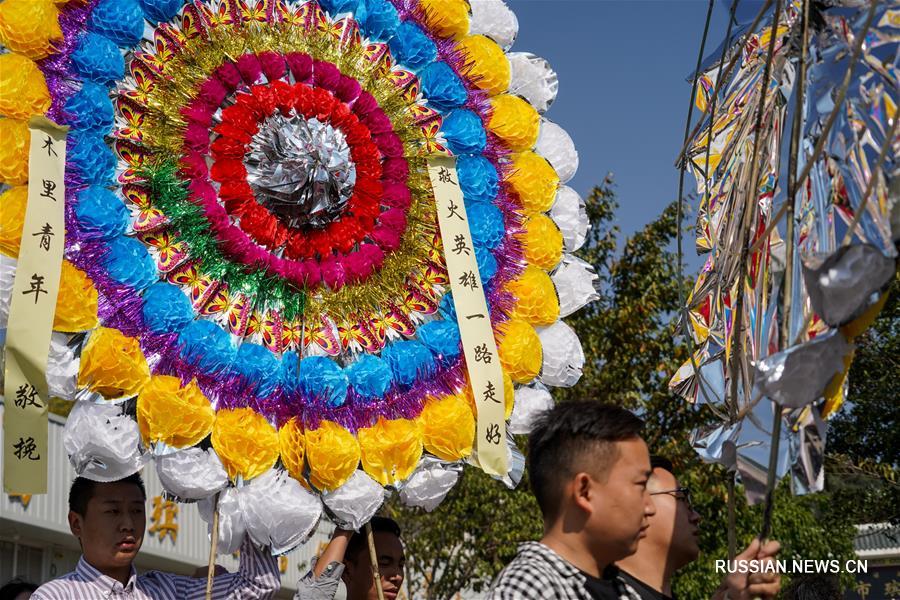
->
<box><xmin>509</xmin><ymin>0</ymin><xmax>732</xmax><ymax>245</ymax></box>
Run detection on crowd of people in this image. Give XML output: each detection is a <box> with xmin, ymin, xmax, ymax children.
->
<box><xmin>3</xmin><ymin>401</ymin><xmax>845</xmax><ymax>599</ymax></box>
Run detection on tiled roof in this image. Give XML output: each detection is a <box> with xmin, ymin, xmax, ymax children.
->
<box><xmin>854</xmin><ymin>523</ymin><xmax>900</xmax><ymax>556</ymax></box>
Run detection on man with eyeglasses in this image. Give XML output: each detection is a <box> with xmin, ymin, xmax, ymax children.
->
<box><xmin>616</xmin><ymin>456</ymin><xmax>782</xmax><ymax>600</ymax></box>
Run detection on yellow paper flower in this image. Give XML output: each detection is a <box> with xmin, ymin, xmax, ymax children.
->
<box><xmin>421</xmin><ymin>394</ymin><xmax>475</xmax><ymax>461</ymax></box>
<box><xmin>498</xmin><ymin>318</ymin><xmax>543</xmax><ymax>383</ymax></box>
<box><xmin>822</xmin><ymin>348</ymin><xmax>854</xmax><ymax>419</ymax></box>
<box><xmin>489</xmin><ymin>95</ymin><xmax>540</xmax><ymax>152</ymax></box>
<box><xmin>305</xmin><ymin>420</ymin><xmax>360</xmax><ymax>491</ymax></box>
<box><xmin>456</xmin><ymin>35</ymin><xmax>510</xmax><ymax>96</ymax></box>
<box><xmin>507</xmin><ymin>151</ymin><xmax>560</xmax><ymax>215</ymax></box>
<box><xmin>0</xmin><ymin>0</ymin><xmax>62</xmax><ymax>60</ymax></box>
<box><xmin>137</xmin><ymin>376</ymin><xmax>214</xmax><ymax>448</ymax></box>
<box><xmin>0</xmin><ymin>54</ymin><xmax>51</xmax><ymax>119</ymax></box>
<box><xmin>462</xmin><ymin>370</ymin><xmax>514</xmax><ymax>419</ymax></box>
<box><xmin>0</xmin><ymin>119</ymin><xmax>31</xmax><ymax>185</ymax></box>
<box><xmin>77</xmin><ymin>327</ymin><xmax>150</xmax><ymax>399</ymax></box>
<box><xmin>0</xmin><ymin>185</ymin><xmax>27</xmax><ymax>257</ymax></box>
<box><xmin>419</xmin><ymin>0</ymin><xmax>469</xmax><ymax>40</ymax></box>
<box><xmin>521</xmin><ymin>214</ymin><xmax>564</xmax><ymax>270</ymax></box>
<box><xmin>840</xmin><ymin>292</ymin><xmax>888</xmax><ymax>340</ymax></box>
<box><xmin>358</xmin><ymin>416</ymin><xmax>423</xmax><ymax>486</ymax></box>
<box><xmin>54</xmin><ymin>261</ymin><xmax>100</xmax><ymax>333</ymax></box>
<box><xmin>211</xmin><ymin>408</ymin><xmax>280</xmax><ymax>481</ymax></box>
<box><xmin>508</xmin><ymin>266</ymin><xmax>560</xmax><ymax>326</ymax></box>
<box><xmin>278</xmin><ymin>417</ymin><xmax>306</xmax><ymax>483</ymax></box>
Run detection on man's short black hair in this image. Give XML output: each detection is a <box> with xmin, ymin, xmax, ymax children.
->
<box><xmin>528</xmin><ymin>401</ymin><xmax>645</xmax><ymax>519</ymax></box>
<box><xmin>68</xmin><ymin>473</ymin><xmax>147</xmax><ymax>516</ymax></box>
<box><xmin>0</xmin><ymin>577</ymin><xmax>38</xmax><ymax>598</ymax></box>
<box><xmin>345</xmin><ymin>516</ymin><xmax>402</xmax><ymax>562</ymax></box>
<box><xmin>650</xmin><ymin>455</ymin><xmax>675</xmax><ymax>475</ymax></box>
<box><xmin>782</xmin><ymin>575</ymin><xmax>841</xmax><ymax>600</ymax></box>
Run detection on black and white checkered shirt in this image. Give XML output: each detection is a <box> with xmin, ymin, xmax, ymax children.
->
<box><xmin>488</xmin><ymin>542</ymin><xmax>643</xmax><ymax>600</ymax></box>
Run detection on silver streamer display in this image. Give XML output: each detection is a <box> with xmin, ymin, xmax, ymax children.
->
<box><xmin>245</xmin><ymin>114</ymin><xmax>356</xmax><ymax>229</ymax></box>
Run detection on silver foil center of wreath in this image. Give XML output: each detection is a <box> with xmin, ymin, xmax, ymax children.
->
<box><xmin>245</xmin><ymin>114</ymin><xmax>357</xmax><ymax>229</ymax></box>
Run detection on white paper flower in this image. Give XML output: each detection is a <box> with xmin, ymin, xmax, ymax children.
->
<box><xmin>240</xmin><ymin>468</ymin><xmax>322</xmax><ymax>554</ymax></box>
<box><xmin>469</xmin><ymin>0</ymin><xmax>518</xmax><ymax>50</ymax></box>
<box><xmin>536</xmin><ymin>120</ymin><xmax>578</xmax><ymax>183</ymax></box>
<box><xmin>322</xmin><ymin>470</ymin><xmax>385</xmax><ymax>530</ymax></box>
<box><xmin>507</xmin><ymin>52</ymin><xmax>558</xmax><ymax>113</ymax></box>
<box><xmin>552</xmin><ymin>255</ymin><xmax>599</xmax><ymax>317</ymax></box>
<box><xmin>64</xmin><ymin>400</ymin><xmax>147</xmax><ymax>482</ymax></box>
<box><xmin>550</xmin><ymin>187</ymin><xmax>589</xmax><ymax>252</ymax></box>
<box><xmin>199</xmin><ymin>487</ymin><xmax>246</xmax><ymax>555</ymax></box>
<box><xmin>509</xmin><ymin>383</ymin><xmax>554</xmax><ymax>435</ymax></box>
<box><xmin>156</xmin><ymin>447</ymin><xmax>228</xmax><ymax>501</ymax></box>
<box><xmin>399</xmin><ymin>459</ymin><xmax>460</xmax><ymax>512</ymax></box>
<box><xmin>537</xmin><ymin>321</ymin><xmax>584</xmax><ymax>387</ymax></box>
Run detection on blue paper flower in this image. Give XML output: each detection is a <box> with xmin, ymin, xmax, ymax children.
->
<box><xmin>468</xmin><ymin>202</ymin><xmax>505</xmax><ymax>249</ymax></box>
<box><xmin>75</xmin><ymin>185</ymin><xmax>129</xmax><ymax>240</ymax></box>
<box><xmin>442</xmin><ymin>109</ymin><xmax>486</xmax><ymax>155</ymax></box>
<box><xmin>89</xmin><ymin>0</ymin><xmax>145</xmax><ymax>48</ymax></box>
<box><xmin>299</xmin><ymin>356</ymin><xmax>349</xmax><ymax>407</ymax></box>
<box><xmin>417</xmin><ymin>320</ymin><xmax>461</xmax><ymax>362</ymax></box>
<box><xmin>439</xmin><ymin>293</ymin><xmax>457</xmax><ymax>321</ymax></box>
<box><xmin>280</xmin><ymin>354</ymin><xmax>302</xmax><ymax>398</ymax></box>
<box><xmin>234</xmin><ymin>342</ymin><xmax>280</xmax><ymax>397</ymax></box>
<box><xmin>65</xmin><ymin>82</ymin><xmax>114</xmax><ymax>133</ymax></box>
<box><xmin>346</xmin><ymin>354</ymin><xmax>392</xmax><ymax>401</ymax></box>
<box><xmin>319</xmin><ymin>0</ymin><xmax>359</xmax><ymax>15</ymax></box>
<box><xmin>382</xmin><ymin>340</ymin><xmax>435</xmax><ymax>388</ymax></box>
<box><xmin>457</xmin><ymin>155</ymin><xmax>499</xmax><ymax>204</ymax></box>
<box><xmin>141</xmin><ymin>282</ymin><xmax>193</xmax><ymax>334</ymax></box>
<box><xmin>388</xmin><ymin>21</ymin><xmax>437</xmax><ymax>69</ymax></box>
<box><xmin>356</xmin><ymin>0</ymin><xmax>399</xmax><ymax>41</ymax></box>
<box><xmin>138</xmin><ymin>0</ymin><xmax>183</xmax><ymax>23</ymax></box>
<box><xmin>71</xmin><ymin>33</ymin><xmax>124</xmax><ymax>85</ymax></box>
<box><xmin>104</xmin><ymin>236</ymin><xmax>157</xmax><ymax>291</ymax></box>
<box><xmin>178</xmin><ymin>320</ymin><xmax>236</xmax><ymax>373</ymax></box>
<box><xmin>475</xmin><ymin>245</ymin><xmax>498</xmax><ymax>282</ymax></box>
<box><xmin>419</xmin><ymin>62</ymin><xmax>467</xmax><ymax>111</ymax></box>
<box><xmin>68</xmin><ymin>132</ymin><xmax>116</xmax><ymax>185</ymax></box>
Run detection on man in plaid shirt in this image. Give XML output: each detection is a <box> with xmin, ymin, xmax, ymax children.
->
<box><xmin>489</xmin><ymin>402</ymin><xmax>655</xmax><ymax>600</ymax></box>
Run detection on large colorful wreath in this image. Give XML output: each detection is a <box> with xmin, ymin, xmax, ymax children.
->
<box><xmin>0</xmin><ymin>0</ymin><xmax>596</xmax><ymax>550</ymax></box>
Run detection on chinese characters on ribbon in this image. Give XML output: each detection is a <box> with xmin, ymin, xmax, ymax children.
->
<box><xmin>3</xmin><ymin>117</ymin><xmax>68</xmax><ymax>494</ymax></box>
<box><xmin>428</xmin><ymin>157</ymin><xmax>507</xmax><ymax>477</ymax></box>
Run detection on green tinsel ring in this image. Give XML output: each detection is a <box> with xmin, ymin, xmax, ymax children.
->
<box><xmin>139</xmin><ymin>161</ymin><xmax>307</xmax><ymax>321</ymax></box>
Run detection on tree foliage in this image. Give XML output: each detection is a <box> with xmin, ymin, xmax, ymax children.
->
<box><xmin>390</xmin><ymin>180</ymin><xmax>880</xmax><ymax>599</ymax></box>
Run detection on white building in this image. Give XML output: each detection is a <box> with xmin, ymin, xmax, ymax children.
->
<box><xmin>0</xmin><ymin>405</ymin><xmax>333</xmax><ymax>599</ymax></box>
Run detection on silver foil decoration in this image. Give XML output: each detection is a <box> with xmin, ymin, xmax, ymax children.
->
<box><xmin>398</xmin><ymin>456</ymin><xmax>462</xmax><ymax>512</ymax></box>
<box><xmin>322</xmin><ymin>470</ymin><xmax>386</xmax><ymax>530</ymax></box>
<box><xmin>245</xmin><ymin>114</ymin><xmax>356</xmax><ymax>229</ymax></box>
<box><xmin>752</xmin><ymin>329</ymin><xmax>850</xmax><ymax>410</ymax></box>
<box><xmin>801</xmin><ymin>244</ymin><xmax>896</xmax><ymax>327</ymax></box>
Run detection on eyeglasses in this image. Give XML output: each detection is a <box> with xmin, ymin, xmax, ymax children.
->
<box><xmin>650</xmin><ymin>486</ymin><xmax>693</xmax><ymax>510</ymax></box>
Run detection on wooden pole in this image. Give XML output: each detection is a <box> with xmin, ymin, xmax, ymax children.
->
<box><xmin>365</xmin><ymin>521</ymin><xmax>386</xmax><ymax>600</ymax></box>
<box><xmin>206</xmin><ymin>492</ymin><xmax>220</xmax><ymax>600</ymax></box>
